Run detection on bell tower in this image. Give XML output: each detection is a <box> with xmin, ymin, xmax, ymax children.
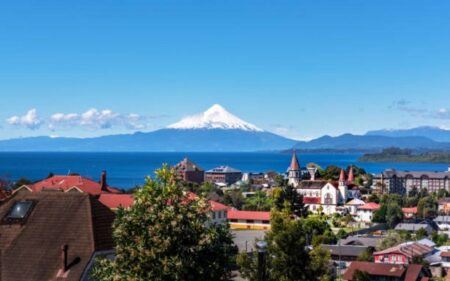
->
<box><xmin>288</xmin><ymin>150</ymin><xmax>301</xmax><ymax>187</ymax></box>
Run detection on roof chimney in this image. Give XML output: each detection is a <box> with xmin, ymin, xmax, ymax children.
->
<box><xmin>100</xmin><ymin>171</ymin><xmax>107</xmax><ymax>191</ymax></box>
<box><xmin>61</xmin><ymin>244</ymin><xmax>68</xmax><ymax>272</ymax></box>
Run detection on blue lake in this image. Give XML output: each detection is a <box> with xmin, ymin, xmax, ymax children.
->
<box><xmin>0</xmin><ymin>152</ymin><xmax>448</xmax><ymax>189</ymax></box>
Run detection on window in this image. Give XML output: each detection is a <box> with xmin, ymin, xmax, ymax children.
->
<box><xmin>3</xmin><ymin>200</ymin><xmax>35</xmax><ymax>224</ymax></box>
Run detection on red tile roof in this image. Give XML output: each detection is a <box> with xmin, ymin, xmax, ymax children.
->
<box><xmin>441</xmin><ymin>252</ymin><xmax>450</xmax><ymax>258</ymax></box>
<box><xmin>27</xmin><ymin>175</ymin><xmax>121</xmax><ymax>195</ymax></box>
<box><xmin>374</xmin><ymin>242</ymin><xmax>433</xmax><ymax>259</ymax></box>
<box><xmin>209</xmin><ymin>200</ymin><xmax>229</xmax><ymax>211</ymax></box>
<box><xmin>358</xmin><ymin>202</ymin><xmax>380</xmax><ymax>211</ymax></box>
<box><xmin>343</xmin><ymin>262</ymin><xmax>406</xmax><ymax>280</ymax></box>
<box><xmin>343</xmin><ymin>262</ymin><xmax>425</xmax><ymax>281</ymax></box>
<box><xmin>98</xmin><ymin>194</ymin><xmax>134</xmax><ymax>209</ymax></box>
<box><xmin>227</xmin><ymin>209</ymin><xmax>270</xmax><ymax>221</ymax></box>
<box><xmin>303</xmin><ymin>197</ymin><xmax>321</xmax><ymax>204</ymax></box>
<box><xmin>402</xmin><ymin>207</ymin><xmax>418</xmax><ymax>214</ymax></box>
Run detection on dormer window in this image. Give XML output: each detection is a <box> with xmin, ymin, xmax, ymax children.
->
<box><xmin>3</xmin><ymin>200</ymin><xmax>35</xmax><ymax>224</ymax></box>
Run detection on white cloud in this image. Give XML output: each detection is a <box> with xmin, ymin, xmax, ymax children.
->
<box><xmin>6</xmin><ymin>109</ymin><xmax>43</xmax><ymax>130</ymax></box>
<box><xmin>48</xmin><ymin>108</ymin><xmax>150</xmax><ymax>131</ymax></box>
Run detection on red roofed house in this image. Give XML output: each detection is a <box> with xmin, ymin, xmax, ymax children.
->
<box><xmin>14</xmin><ymin>171</ymin><xmax>121</xmax><ymax>197</ymax></box>
<box><xmin>402</xmin><ymin>207</ymin><xmax>418</xmax><ymax>220</ymax></box>
<box><xmin>98</xmin><ymin>194</ymin><xmax>134</xmax><ymax>210</ymax></box>
<box><xmin>343</xmin><ymin>261</ymin><xmax>428</xmax><ymax>281</ymax></box>
<box><xmin>98</xmin><ymin>191</ymin><xmax>229</xmax><ymax>225</ymax></box>
<box><xmin>227</xmin><ymin>209</ymin><xmax>271</xmax><ymax>230</ymax></box>
<box><xmin>374</xmin><ymin>242</ymin><xmax>433</xmax><ymax>265</ymax></box>
<box><xmin>356</xmin><ymin>202</ymin><xmax>380</xmax><ymax>223</ymax></box>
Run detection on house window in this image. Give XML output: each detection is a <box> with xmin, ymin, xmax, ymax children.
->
<box><xmin>3</xmin><ymin>200</ymin><xmax>35</xmax><ymax>224</ymax></box>
<box><xmin>247</xmin><ymin>220</ymin><xmax>255</xmax><ymax>223</ymax></box>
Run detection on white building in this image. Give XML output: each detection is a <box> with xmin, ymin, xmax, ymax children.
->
<box><xmin>356</xmin><ymin>202</ymin><xmax>380</xmax><ymax>223</ymax></box>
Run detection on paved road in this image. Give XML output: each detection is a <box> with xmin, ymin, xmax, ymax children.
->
<box><xmin>232</xmin><ymin>230</ymin><xmax>266</xmax><ymax>253</ymax></box>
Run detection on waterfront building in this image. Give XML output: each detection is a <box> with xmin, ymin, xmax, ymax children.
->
<box><xmin>373</xmin><ymin>168</ymin><xmax>450</xmax><ymax>195</ymax></box>
<box><xmin>174</xmin><ymin>157</ymin><xmax>205</xmax><ymax>184</ymax></box>
<box><xmin>205</xmin><ymin>166</ymin><xmax>242</xmax><ymax>185</ymax></box>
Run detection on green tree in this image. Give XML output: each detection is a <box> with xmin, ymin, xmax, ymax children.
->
<box><xmin>417</xmin><ymin>196</ymin><xmax>438</xmax><ymax>219</ymax></box>
<box><xmin>13</xmin><ymin>177</ymin><xmax>32</xmax><ymax>189</ymax></box>
<box><xmin>385</xmin><ymin>202</ymin><xmax>403</xmax><ymax>229</ymax></box>
<box><xmin>223</xmin><ymin>190</ymin><xmax>245</xmax><ymax>209</ymax></box>
<box><xmin>357</xmin><ymin>249</ymin><xmax>374</xmax><ymax>262</ymax></box>
<box><xmin>237</xmin><ymin>210</ymin><xmax>332</xmax><ymax>281</ymax></box>
<box><xmin>377</xmin><ymin>230</ymin><xmax>410</xmax><ymax>250</ymax></box>
<box><xmin>91</xmin><ymin>165</ymin><xmax>237</xmax><ymax>281</ymax></box>
<box><xmin>415</xmin><ymin>228</ymin><xmax>428</xmax><ymax>240</ymax></box>
<box><xmin>274</xmin><ymin>185</ymin><xmax>308</xmax><ymax>218</ymax></box>
<box><xmin>352</xmin><ymin>270</ymin><xmax>371</xmax><ymax>281</ymax></box>
<box><xmin>243</xmin><ymin>191</ymin><xmax>273</xmax><ymax>211</ymax></box>
<box><xmin>368</xmin><ymin>193</ymin><xmax>380</xmax><ymax>204</ymax></box>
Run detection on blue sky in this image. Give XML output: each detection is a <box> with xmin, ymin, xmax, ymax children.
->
<box><xmin>0</xmin><ymin>0</ymin><xmax>449</xmax><ymax>140</ymax></box>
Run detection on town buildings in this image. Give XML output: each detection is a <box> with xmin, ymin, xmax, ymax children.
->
<box><xmin>174</xmin><ymin>157</ymin><xmax>205</xmax><ymax>184</ymax></box>
<box><xmin>373</xmin><ymin>168</ymin><xmax>450</xmax><ymax>195</ymax></box>
<box><xmin>205</xmin><ymin>165</ymin><xmax>242</xmax><ymax>185</ymax></box>
<box><xmin>0</xmin><ymin>191</ymin><xmax>115</xmax><ymax>281</ymax></box>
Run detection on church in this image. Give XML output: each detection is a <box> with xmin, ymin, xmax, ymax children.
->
<box><xmin>288</xmin><ymin>151</ymin><xmax>356</xmax><ymax>215</ymax></box>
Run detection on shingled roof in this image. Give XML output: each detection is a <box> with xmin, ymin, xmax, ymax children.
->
<box><xmin>0</xmin><ymin>191</ymin><xmax>115</xmax><ymax>281</ymax></box>
<box><xmin>343</xmin><ymin>261</ymin><xmax>425</xmax><ymax>281</ymax></box>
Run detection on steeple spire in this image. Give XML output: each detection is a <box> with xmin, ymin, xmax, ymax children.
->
<box><xmin>339</xmin><ymin>169</ymin><xmax>346</xmax><ymax>183</ymax></box>
<box><xmin>348</xmin><ymin>166</ymin><xmax>354</xmax><ymax>184</ymax></box>
<box><xmin>290</xmin><ymin>150</ymin><xmax>300</xmax><ymax>171</ymax></box>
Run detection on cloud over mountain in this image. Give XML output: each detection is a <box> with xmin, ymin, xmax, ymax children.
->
<box><xmin>6</xmin><ymin>109</ymin><xmax>43</xmax><ymax>130</ymax></box>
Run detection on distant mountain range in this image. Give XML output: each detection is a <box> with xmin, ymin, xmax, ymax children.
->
<box><xmin>0</xmin><ymin>106</ymin><xmax>449</xmax><ymax>152</ymax></box>
<box><xmin>366</xmin><ymin>126</ymin><xmax>450</xmax><ymax>143</ymax></box>
<box><xmin>0</xmin><ymin>105</ymin><xmax>295</xmax><ymax>152</ymax></box>
<box><xmin>294</xmin><ymin>133</ymin><xmax>450</xmax><ymax>152</ymax></box>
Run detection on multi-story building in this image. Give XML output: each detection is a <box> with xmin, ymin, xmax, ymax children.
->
<box><xmin>373</xmin><ymin>168</ymin><xmax>450</xmax><ymax>195</ymax></box>
<box><xmin>373</xmin><ymin>242</ymin><xmax>433</xmax><ymax>265</ymax></box>
<box><xmin>205</xmin><ymin>166</ymin><xmax>242</xmax><ymax>185</ymax></box>
<box><xmin>174</xmin><ymin>157</ymin><xmax>205</xmax><ymax>184</ymax></box>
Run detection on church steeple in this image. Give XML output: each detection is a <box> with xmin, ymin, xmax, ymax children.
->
<box><xmin>339</xmin><ymin>169</ymin><xmax>346</xmax><ymax>185</ymax></box>
<box><xmin>288</xmin><ymin>150</ymin><xmax>301</xmax><ymax>187</ymax></box>
<box><xmin>348</xmin><ymin>166</ymin><xmax>354</xmax><ymax>184</ymax></box>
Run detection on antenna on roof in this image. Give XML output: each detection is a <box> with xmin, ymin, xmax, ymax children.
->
<box><xmin>67</xmin><ymin>170</ymin><xmax>71</xmax><ymax>175</ymax></box>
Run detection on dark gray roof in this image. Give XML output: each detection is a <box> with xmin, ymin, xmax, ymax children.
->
<box><xmin>322</xmin><ymin>244</ymin><xmax>368</xmax><ymax>257</ymax></box>
<box><xmin>377</xmin><ymin>169</ymin><xmax>450</xmax><ymax>179</ymax></box>
<box><xmin>339</xmin><ymin>236</ymin><xmax>381</xmax><ymax>248</ymax></box>
<box><xmin>297</xmin><ymin>180</ymin><xmax>328</xmax><ymax>190</ymax></box>
<box><xmin>206</xmin><ymin>166</ymin><xmax>241</xmax><ymax>173</ymax></box>
<box><xmin>434</xmin><ymin>216</ymin><xmax>450</xmax><ymax>223</ymax></box>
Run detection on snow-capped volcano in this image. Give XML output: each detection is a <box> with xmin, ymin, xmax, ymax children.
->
<box><xmin>167</xmin><ymin>104</ymin><xmax>264</xmax><ymax>132</ymax></box>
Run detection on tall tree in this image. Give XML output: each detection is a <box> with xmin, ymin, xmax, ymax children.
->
<box><xmin>91</xmin><ymin>165</ymin><xmax>237</xmax><ymax>281</ymax></box>
<box><xmin>237</xmin><ymin>210</ymin><xmax>332</xmax><ymax>281</ymax></box>
<box><xmin>274</xmin><ymin>184</ymin><xmax>308</xmax><ymax>218</ymax></box>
